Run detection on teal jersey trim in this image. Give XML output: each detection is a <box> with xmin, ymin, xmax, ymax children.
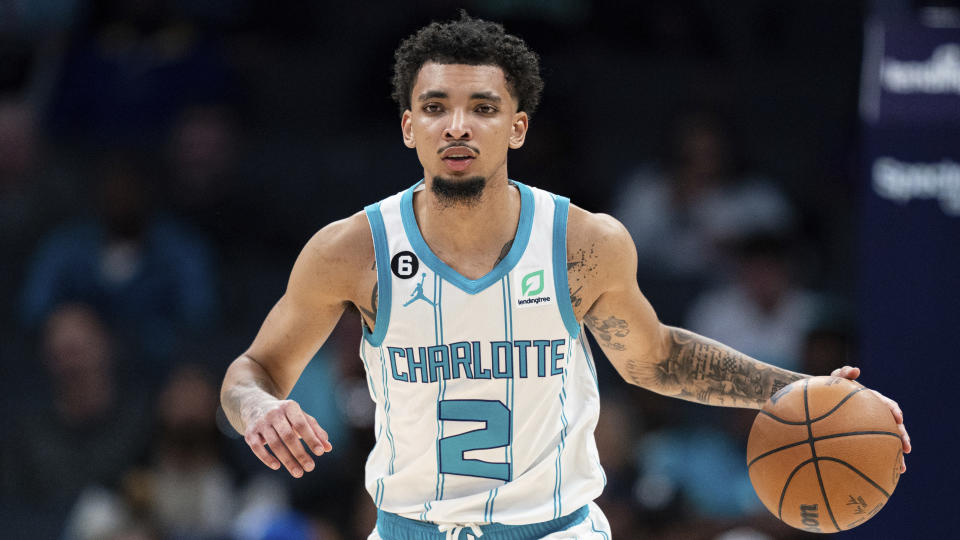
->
<box><xmin>553</xmin><ymin>364</ymin><xmax>569</xmax><ymax>518</ymax></box>
<box><xmin>504</xmin><ymin>274</ymin><xmax>515</xmax><ymax>483</ymax></box>
<box><xmin>588</xmin><ymin>514</ymin><xmax>610</xmax><ymax>540</ymax></box>
<box><xmin>551</xmin><ymin>195</ymin><xmax>580</xmax><ymax>338</ymax></box>
<box><xmin>379</xmin><ymin>345</ymin><xmax>397</xmax><ymax>476</ymax></box>
<box><xmin>486</xmin><ymin>274</ymin><xmax>516</xmax><ymax>522</ymax></box>
<box><xmin>400</xmin><ymin>180</ymin><xmax>535</xmax><ymax>295</ymax></box>
<box><xmin>578</xmin><ymin>328</ymin><xmax>599</xmax><ymax>392</ymax></box>
<box><xmin>359</xmin><ymin>335</ymin><xmax>378</xmax><ymax>401</ymax></box>
<box><xmin>436</xmin><ymin>275</ymin><xmax>446</xmax><ymax>501</ymax></box>
<box><xmin>377</xmin><ymin>505</ymin><xmax>588</xmax><ymax>540</ymax></box>
<box><xmin>363</xmin><ymin>202</ymin><xmax>392</xmax><ymax>346</ymax></box>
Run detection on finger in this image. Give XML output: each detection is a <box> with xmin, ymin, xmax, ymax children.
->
<box><xmin>898</xmin><ymin>422</ymin><xmax>912</xmax><ymax>454</ymax></box>
<box><xmin>245</xmin><ymin>431</ymin><xmax>282</xmax><ymax>471</ymax></box>
<box><xmin>308</xmin><ymin>415</ymin><xmax>333</xmax><ymax>452</ymax></box>
<box><xmin>275</xmin><ymin>419</ymin><xmax>315</xmax><ymax>473</ymax></box>
<box><xmin>286</xmin><ymin>407</ymin><xmax>329</xmax><ymax>456</ymax></box>
<box><xmin>263</xmin><ymin>427</ymin><xmax>305</xmax><ymax>478</ymax></box>
<box><xmin>870</xmin><ymin>390</ymin><xmax>904</xmax><ymax>424</ymax></box>
<box><xmin>885</xmin><ymin>396</ymin><xmax>904</xmax><ymax>424</ymax></box>
<box><xmin>831</xmin><ymin>365</ymin><xmax>860</xmax><ymax>380</ymax></box>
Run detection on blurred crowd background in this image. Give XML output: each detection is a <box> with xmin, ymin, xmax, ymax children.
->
<box><xmin>1</xmin><ymin>1</ymin><xmax>955</xmax><ymax>539</ymax></box>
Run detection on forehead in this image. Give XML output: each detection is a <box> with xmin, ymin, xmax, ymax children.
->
<box><xmin>413</xmin><ymin>62</ymin><xmax>512</xmax><ymax>99</ymax></box>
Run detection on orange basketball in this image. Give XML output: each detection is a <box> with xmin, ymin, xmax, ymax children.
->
<box><xmin>746</xmin><ymin>376</ymin><xmax>903</xmax><ymax>533</ymax></box>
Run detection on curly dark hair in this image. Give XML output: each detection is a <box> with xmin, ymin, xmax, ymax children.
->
<box><xmin>391</xmin><ymin>12</ymin><xmax>544</xmax><ymax>116</ymax></box>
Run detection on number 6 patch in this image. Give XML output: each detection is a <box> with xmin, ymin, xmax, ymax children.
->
<box><xmin>391</xmin><ymin>251</ymin><xmax>419</xmax><ymax>279</ymax></box>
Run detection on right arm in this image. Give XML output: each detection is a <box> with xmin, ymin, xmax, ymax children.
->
<box><xmin>220</xmin><ymin>212</ymin><xmax>374</xmax><ymax>477</ymax></box>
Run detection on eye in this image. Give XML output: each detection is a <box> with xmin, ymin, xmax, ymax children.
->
<box><xmin>423</xmin><ymin>103</ymin><xmax>443</xmax><ymax>113</ymax></box>
<box><xmin>475</xmin><ymin>104</ymin><xmax>497</xmax><ymax>114</ymax></box>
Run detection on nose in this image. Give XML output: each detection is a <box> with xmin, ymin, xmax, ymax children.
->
<box><xmin>442</xmin><ymin>108</ymin><xmax>471</xmax><ymax>140</ymax></box>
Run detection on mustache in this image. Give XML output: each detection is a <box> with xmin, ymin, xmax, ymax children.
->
<box><xmin>437</xmin><ymin>143</ymin><xmax>480</xmax><ymax>155</ymax></box>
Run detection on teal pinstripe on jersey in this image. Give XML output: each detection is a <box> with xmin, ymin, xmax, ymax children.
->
<box><xmin>359</xmin><ymin>181</ymin><xmax>604</xmax><ymax>526</ymax></box>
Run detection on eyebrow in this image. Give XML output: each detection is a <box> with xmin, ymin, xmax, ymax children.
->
<box><xmin>470</xmin><ymin>92</ymin><xmax>501</xmax><ymax>102</ymax></box>
<box><xmin>417</xmin><ymin>90</ymin><xmax>448</xmax><ymax>102</ymax></box>
<box><xmin>415</xmin><ymin>90</ymin><xmax>502</xmax><ymax>102</ymax></box>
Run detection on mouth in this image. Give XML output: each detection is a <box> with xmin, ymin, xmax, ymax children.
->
<box><xmin>443</xmin><ymin>156</ymin><xmax>474</xmax><ymax>172</ymax></box>
<box><xmin>440</xmin><ymin>147</ymin><xmax>478</xmax><ymax>172</ymax></box>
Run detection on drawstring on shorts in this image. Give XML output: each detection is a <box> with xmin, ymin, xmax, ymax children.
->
<box><xmin>437</xmin><ymin>522</ymin><xmax>484</xmax><ymax>539</ymax></box>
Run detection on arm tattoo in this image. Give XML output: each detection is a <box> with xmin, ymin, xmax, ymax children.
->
<box><xmin>584</xmin><ymin>313</ymin><xmax>629</xmax><ymax>351</ymax></box>
<box><xmin>569</xmin><ymin>285</ymin><xmax>583</xmax><ymax>310</ymax></box>
<box><xmin>567</xmin><ymin>245</ymin><xmax>597</xmax><ymax>316</ymax></box>
<box><xmin>358</xmin><ymin>282</ymin><xmax>378</xmax><ymax>325</ymax></box>
<box><xmin>494</xmin><ymin>240</ymin><xmax>513</xmax><ymax>266</ymax></box>
<box><xmin>629</xmin><ymin>326</ymin><xmax>805</xmax><ymax>409</ymax></box>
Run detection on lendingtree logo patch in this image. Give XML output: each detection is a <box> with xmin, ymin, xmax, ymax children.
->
<box><xmin>521</xmin><ymin>269</ymin><xmax>544</xmax><ymax>296</ymax></box>
<box><xmin>516</xmin><ymin>268</ymin><xmax>551</xmax><ymax>309</ymax></box>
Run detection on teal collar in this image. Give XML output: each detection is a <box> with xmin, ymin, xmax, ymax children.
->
<box><xmin>400</xmin><ymin>179</ymin><xmax>535</xmax><ymax>295</ymax></box>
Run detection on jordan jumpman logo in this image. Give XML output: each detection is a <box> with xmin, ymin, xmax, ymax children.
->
<box><xmin>403</xmin><ymin>273</ymin><xmax>435</xmax><ymax>307</ymax></box>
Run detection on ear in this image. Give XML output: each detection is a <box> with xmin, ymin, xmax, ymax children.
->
<box><xmin>509</xmin><ymin>111</ymin><xmax>529</xmax><ymax>149</ymax></box>
<box><xmin>401</xmin><ymin>110</ymin><xmax>416</xmax><ymax>148</ymax></box>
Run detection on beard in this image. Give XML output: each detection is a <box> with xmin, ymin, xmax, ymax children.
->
<box><xmin>431</xmin><ymin>175</ymin><xmax>487</xmax><ymax>207</ymax></box>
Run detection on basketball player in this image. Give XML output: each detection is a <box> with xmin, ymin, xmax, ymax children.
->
<box><xmin>220</xmin><ymin>13</ymin><xmax>910</xmax><ymax>539</ymax></box>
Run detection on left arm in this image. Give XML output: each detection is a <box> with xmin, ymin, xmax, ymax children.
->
<box><xmin>611</xmin><ymin>323</ymin><xmax>807</xmax><ymax>409</ymax></box>
<box><xmin>573</xmin><ymin>213</ymin><xmax>802</xmax><ymax>409</ymax></box>
<box><xmin>568</xmin><ymin>208</ymin><xmax>910</xmax><ymax>465</ymax></box>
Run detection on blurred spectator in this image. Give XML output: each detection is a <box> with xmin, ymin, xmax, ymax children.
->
<box><xmin>636</xmin><ymin>406</ymin><xmax>761</xmax><ymax>520</ymax></box>
<box><xmin>165</xmin><ymin>104</ymin><xmax>242</xmax><ymax>223</ymax></box>
<box><xmin>127</xmin><ymin>364</ymin><xmax>239</xmax><ymax>538</ymax></box>
<box><xmin>61</xmin><ymin>485</ymin><xmax>158</xmax><ymax>540</ymax></box>
<box><xmin>613</xmin><ymin>108</ymin><xmax>795</xmax><ymax>322</ymax></box>
<box><xmin>20</xmin><ymin>151</ymin><xmax>219</xmax><ymax>374</ymax></box>
<box><xmin>4</xmin><ymin>303</ymin><xmax>150</xmax><ymax>534</ymax></box>
<box><xmin>0</xmin><ymin>95</ymin><xmax>82</xmax><ymax>322</ymax></box>
<box><xmin>162</xmin><ymin>103</ymin><xmax>266</xmax><ymax>259</ymax></box>
<box><xmin>0</xmin><ymin>95</ymin><xmax>44</xmax><ymax>318</ymax></box>
<box><xmin>685</xmin><ymin>233</ymin><xmax>822</xmax><ymax>371</ymax></box>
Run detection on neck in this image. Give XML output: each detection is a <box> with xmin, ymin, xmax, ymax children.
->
<box><xmin>415</xmin><ymin>175</ymin><xmax>521</xmax><ymax>277</ymax></box>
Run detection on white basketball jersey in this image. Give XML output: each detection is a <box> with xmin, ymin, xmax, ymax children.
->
<box><xmin>359</xmin><ymin>180</ymin><xmax>606</xmax><ymax>525</ymax></box>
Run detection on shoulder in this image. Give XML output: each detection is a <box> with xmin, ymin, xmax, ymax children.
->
<box><xmin>564</xmin><ymin>204</ymin><xmax>639</xmax><ymax>319</ymax></box>
<box><xmin>566</xmin><ymin>204</ymin><xmax>636</xmax><ymax>271</ymax></box>
<box><xmin>290</xmin><ymin>211</ymin><xmax>374</xmax><ymax>301</ymax></box>
<box><xmin>302</xmin><ymin>211</ymin><xmax>373</xmax><ymax>264</ymax></box>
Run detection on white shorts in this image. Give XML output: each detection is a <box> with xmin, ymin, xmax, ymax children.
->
<box><xmin>367</xmin><ymin>501</ymin><xmax>612</xmax><ymax>540</ymax></box>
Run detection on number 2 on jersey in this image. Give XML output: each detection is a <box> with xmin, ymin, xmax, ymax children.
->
<box><xmin>438</xmin><ymin>399</ymin><xmax>511</xmax><ymax>482</ymax></box>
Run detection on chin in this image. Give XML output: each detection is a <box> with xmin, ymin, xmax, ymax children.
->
<box><xmin>431</xmin><ymin>175</ymin><xmax>487</xmax><ymax>205</ymax></box>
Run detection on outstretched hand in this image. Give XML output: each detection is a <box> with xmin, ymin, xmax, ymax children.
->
<box><xmin>831</xmin><ymin>365</ymin><xmax>911</xmax><ymax>472</ymax></box>
<box><xmin>243</xmin><ymin>399</ymin><xmax>333</xmax><ymax>477</ymax></box>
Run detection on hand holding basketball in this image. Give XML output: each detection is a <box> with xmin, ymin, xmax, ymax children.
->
<box><xmin>830</xmin><ymin>365</ymin><xmax>911</xmax><ymax>470</ymax></box>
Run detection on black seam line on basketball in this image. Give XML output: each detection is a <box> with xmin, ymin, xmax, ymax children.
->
<box><xmin>757</xmin><ymin>410</ymin><xmax>808</xmax><ymax>425</ymax></box>
<box><xmin>757</xmin><ymin>387</ymin><xmax>866</xmax><ymax>426</ymax></box>
<box><xmin>805</xmin><ymin>379</ymin><xmax>841</xmax><ymax>532</ymax></box>
<box><xmin>778</xmin><ymin>457</ymin><xmax>816</xmax><ymax>520</ymax></box>
<box><xmin>747</xmin><ymin>431</ymin><xmax>901</xmax><ymax>470</ymax></box>
<box><xmin>808</xmin><ymin>387</ymin><xmax>865</xmax><ymax>423</ymax></box>
<box><xmin>816</xmin><ymin>457</ymin><xmax>892</xmax><ymax>499</ymax></box>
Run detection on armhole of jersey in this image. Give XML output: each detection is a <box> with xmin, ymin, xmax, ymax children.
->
<box><xmin>552</xmin><ymin>195</ymin><xmax>581</xmax><ymax>338</ymax></box>
<box><xmin>363</xmin><ymin>202</ymin><xmax>391</xmax><ymax>346</ymax></box>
